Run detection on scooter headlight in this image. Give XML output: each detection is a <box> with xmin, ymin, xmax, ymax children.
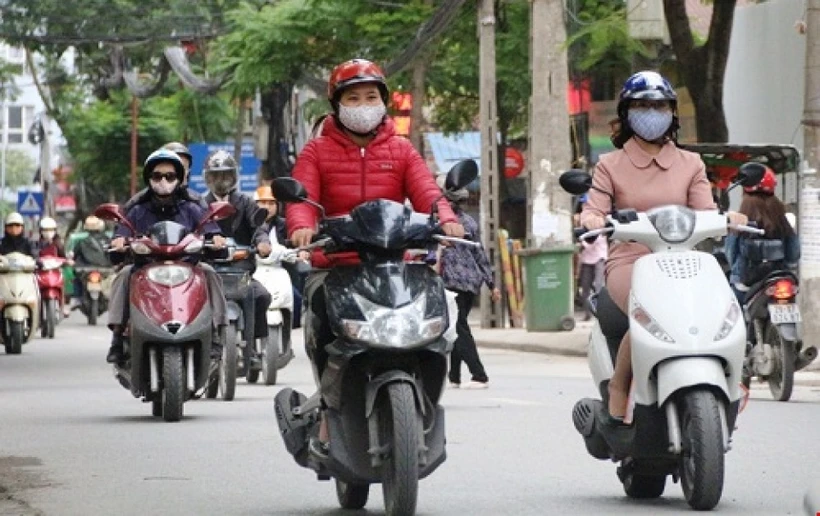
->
<box><xmin>342</xmin><ymin>294</ymin><xmax>444</xmax><ymax>348</ymax></box>
<box><xmin>714</xmin><ymin>301</ymin><xmax>741</xmax><ymax>341</ymax></box>
<box><xmin>147</xmin><ymin>265</ymin><xmax>192</xmax><ymax>286</ymax></box>
<box><xmin>647</xmin><ymin>205</ymin><xmax>696</xmax><ymax>244</ymax></box>
<box><xmin>631</xmin><ymin>298</ymin><xmax>675</xmax><ymax>343</ymax></box>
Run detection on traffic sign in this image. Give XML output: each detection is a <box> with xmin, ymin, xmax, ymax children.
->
<box><xmin>17</xmin><ymin>191</ymin><xmax>44</xmax><ymax>216</ymax></box>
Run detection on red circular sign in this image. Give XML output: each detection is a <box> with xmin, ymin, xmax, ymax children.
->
<box><xmin>504</xmin><ymin>147</ymin><xmax>525</xmax><ymax>178</ymax></box>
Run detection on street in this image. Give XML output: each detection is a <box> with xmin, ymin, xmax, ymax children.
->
<box><xmin>0</xmin><ymin>314</ymin><xmax>818</xmax><ymax>516</ymax></box>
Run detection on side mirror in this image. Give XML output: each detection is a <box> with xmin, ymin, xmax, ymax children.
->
<box><xmin>251</xmin><ymin>206</ymin><xmax>268</xmax><ymax>226</ymax></box>
<box><xmin>445</xmin><ymin>160</ymin><xmax>479</xmax><ymax>191</ymax></box>
<box><xmin>272</xmin><ymin>178</ymin><xmax>308</xmax><ymax>203</ymax></box>
<box><xmin>736</xmin><ymin>162</ymin><xmax>766</xmax><ymax>188</ymax></box>
<box><xmin>559</xmin><ymin>169</ymin><xmax>592</xmax><ymax>195</ymax></box>
<box><xmin>94</xmin><ymin>203</ymin><xmax>136</xmax><ymax>234</ymax></box>
<box><xmin>195</xmin><ymin>201</ymin><xmax>236</xmax><ymax>232</ymax></box>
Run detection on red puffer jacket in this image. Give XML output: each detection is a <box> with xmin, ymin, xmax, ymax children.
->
<box><xmin>287</xmin><ymin>115</ymin><xmax>457</xmax><ymax>268</ymax></box>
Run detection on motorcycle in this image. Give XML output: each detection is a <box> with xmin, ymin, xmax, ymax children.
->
<box><xmin>272</xmin><ymin>160</ymin><xmax>478</xmax><ymax>516</ymax></box>
<box><xmin>93</xmin><ymin>201</ymin><xmax>235</xmax><ymax>422</ymax></box>
<box><xmin>739</xmin><ymin>255</ymin><xmax>814</xmax><ymax>401</ymax></box>
<box><xmin>36</xmin><ymin>255</ymin><xmax>66</xmax><ymax>339</ymax></box>
<box><xmin>0</xmin><ymin>253</ymin><xmax>39</xmax><ymax>354</ymax></box>
<box><xmin>73</xmin><ymin>265</ymin><xmax>114</xmax><ymax>326</ymax></box>
<box><xmin>250</xmin><ymin>249</ymin><xmax>297</xmax><ymax>385</ymax></box>
<box><xmin>565</xmin><ymin>163</ymin><xmax>765</xmax><ymax>511</ymax></box>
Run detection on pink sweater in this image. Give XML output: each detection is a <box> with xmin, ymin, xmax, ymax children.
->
<box><xmin>580</xmin><ymin>138</ymin><xmax>716</xmax><ymax>272</ymax></box>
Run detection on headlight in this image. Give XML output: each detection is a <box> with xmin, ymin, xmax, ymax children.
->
<box><xmin>714</xmin><ymin>301</ymin><xmax>741</xmax><ymax>341</ymax></box>
<box><xmin>647</xmin><ymin>205</ymin><xmax>696</xmax><ymax>243</ymax></box>
<box><xmin>341</xmin><ymin>294</ymin><xmax>444</xmax><ymax>348</ymax></box>
<box><xmin>147</xmin><ymin>265</ymin><xmax>192</xmax><ymax>286</ymax></box>
<box><xmin>631</xmin><ymin>298</ymin><xmax>675</xmax><ymax>343</ymax></box>
<box><xmin>184</xmin><ymin>240</ymin><xmax>203</xmax><ymax>254</ymax></box>
<box><xmin>40</xmin><ymin>258</ymin><xmax>62</xmax><ymax>270</ymax></box>
<box><xmin>131</xmin><ymin>242</ymin><xmax>152</xmax><ymax>255</ymax></box>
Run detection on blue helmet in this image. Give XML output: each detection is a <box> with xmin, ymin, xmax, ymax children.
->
<box><xmin>142</xmin><ymin>149</ymin><xmax>185</xmax><ymax>186</ymax></box>
<box><xmin>617</xmin><ymin>71</ymin><xmax>677</xmax><ymax>119</ymax></box>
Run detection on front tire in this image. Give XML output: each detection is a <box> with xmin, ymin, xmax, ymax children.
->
<box><xmin>162</xmin><ymin>347</ymin><xmax>185</xmax><ymax>422</ymax></box>
<box><xmin>678</xmin><ymin>389</ymin><xmax>724</xmax><ymax>510</ymax></box>
<box><xmin>6</xmin><ymin>320</ymin><xmax>24</xmax><ymax>354</ymax></box>
<box><xmin>766</xmin><ymin>323</ymin><xmax>795</xmax><ymax>401</ymax></box>
<box><xmin>45</xmin><ymin>299</ymin><xmax>56</xmax><ymax>339</ymax></box>
<box><xmin>219</xmin><ymin>325</ymin><xmax>238</xmax><ymax>401</ymax></box>
<box><xmin>262</xmin><ymin>326</ymin><xmax>281</xmax><ymax>386</ymax></box>
<box><xmin>335</xmin><ymin>479</ymin><xmax>369</xmax><ymax>510</ymax></box>
<box><xmin>88</xmin><ymin>297</ymin><xmax>98</xmax><ymax>326</ymax></box>
<box><xmin>380</xmin><ymin>382</ymin><xmax>419</xmax><ymax>516</ymax></box>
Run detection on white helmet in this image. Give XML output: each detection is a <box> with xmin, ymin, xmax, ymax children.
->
<box><xmin>5</xmin><ymin>212</ymin><xmax>23</xmax><ymax>226</ymax></box>
<box><xmin>39</xmin><ymin>217</ymin><xmax>57</xmax><ymax>231</ymax></box>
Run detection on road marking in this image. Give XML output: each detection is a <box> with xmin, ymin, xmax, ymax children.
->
<box><xmin>488</xmin><ymin>397</ymin><xmax>546</xmax><ymax>407</ymax></box>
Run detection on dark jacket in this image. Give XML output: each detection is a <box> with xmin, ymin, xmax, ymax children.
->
<box><xmin>725</xmin><ymin>231</ymin><xmax>800</xmax><ymax>287</ymax></box>
<box><xmin>0</xmin><ymin>234</ymin><xmax>35</xmax><ymax>257</ymax></box>
<box><xmin>114</xmin><ymin>195</ymin><xmax>221</xmax><ymax>239</ymax></box>
<box><xmin>73</xmin><ymin>232</ymin><xmax>111</xmax><ymax>268</ymax></box>
<box><xmin>439</xmin><ymin>207</ymin><xmax>494</xmax><ymax>295</ymax></box>
<box><xmin>204</xmin><ymin>190</ymin><xmax>270</xmax><ymax>248</ymax></box>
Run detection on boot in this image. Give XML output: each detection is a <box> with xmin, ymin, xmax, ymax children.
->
<box><xmin>106</xmin><ymin>333</ymin><xmax>125</xmax><ymax>364</ymax></box>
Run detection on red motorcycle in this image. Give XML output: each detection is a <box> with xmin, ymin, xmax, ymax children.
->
<box><xmin>93</xmin><ymin>201</ymin><xmax>235</xmax><ymax>422</ymax></box>
<box><xmin>36</xmin><ymin>255</ymin><xmax>66</xmax><ymax>339</ymax></box>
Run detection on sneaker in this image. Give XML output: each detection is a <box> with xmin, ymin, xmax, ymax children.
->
<box><xmin>106</xmin><ymin>345</ymin><xmax>124</xmax><ymax>364</ymax></box>
<box><xmin>462</xmin><ymin>380</ymin><xmax>489</xmax><ymax>390</ymax></box>
<box><xmin>595</xmin><ymin>407</ymin><xmax>633</xmax><ymax>458</ymax></box>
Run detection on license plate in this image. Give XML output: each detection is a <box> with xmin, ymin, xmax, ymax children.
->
<box><xmin>768</xmin><ymin>303</ymin><xmax>802</xmax><ymax>324</ymax></box>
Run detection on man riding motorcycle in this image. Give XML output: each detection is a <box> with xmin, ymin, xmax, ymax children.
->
<box><xmin>105</xmin><ymin>149</ymin><xmax>228</xmax><ymax>364</ymax></box>
<box><xmin>0</xmin><ymin>213</ymin><xmax>35</xmax><ymax>257</ymax></box>
<box><xmin>202</xmin><ymin>150</ymin><xmax>273</xmax><ymax>348</ymax></box>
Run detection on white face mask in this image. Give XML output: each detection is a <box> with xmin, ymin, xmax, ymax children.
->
<box><xmin>338</xmin><ymin>104</ymin><xmax>386</xmax><ymax>134</ymax></box>
<box><xmin>42</xmin><ymin>230</ymin><xmax>56</xmax><ymax>240</ymax></box>
<box><xmin>150</xmin><ymin>178</ymin><xmax>179</xmax><ymax>196</ymax></box>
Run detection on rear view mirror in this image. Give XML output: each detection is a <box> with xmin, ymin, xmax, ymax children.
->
<box><xmin>272</xmin><ymin>178</ymin><xmax>308</xmax><ymax>203</ymax></box>
<box><xmin>196</xmin><ymin>201</ymin><xmax>236</xmax><ymax>232</ymax></box>
<box><xmin>736</xmin><ymin>162</ymin><xmax>766</xmax><ymax>187</ymax></box>
<box><xmin>559</xmin><ymin>170</ymin><xmax>592</xmax><ymax>195</ymax></box>
<box><xmin>445</xmin><ymin>160</ymin><xmax>479</xmax><ymax>191</ymax></box>
<box><xmin>94</xmin><ymin>203</ymin><xmax>136</xmax><ymax>235</ymax></box>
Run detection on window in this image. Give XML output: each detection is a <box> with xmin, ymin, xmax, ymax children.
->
<box><xmin>6</xmin><ymin>106</ymin><xmax>22</xmax><ymax>143</ymax></box>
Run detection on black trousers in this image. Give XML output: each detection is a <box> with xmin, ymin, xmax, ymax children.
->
<box><xmin>448</xmin><ymin>290</ymin><xmax>488</xmax><ymax>384</ymax></box>
<box><xmin>251</xmin><ymin>279</ymin><xmax>272</xmax><ymax>338</ymax></box>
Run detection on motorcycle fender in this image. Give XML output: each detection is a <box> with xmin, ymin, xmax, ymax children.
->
<box><xmin>775</xmin><ymin>323</ymin><xmax>799</xmax><ymax>342</ymax></box>
<box><xmin>656</xmin><ymin>357</ymin><xmax>729</xmax><ymax>407</ymax></box>
<box><xmin>364</xmin><ymin>370</ymin><xmax>425</xmax><ymax>418</ymax></box>
<box><xmin>4</xmin><ymin>305</ymin><xmax>28</xmax><ymax>322</ymax></box>
<box><xmin>267</xmin><ymin>310</ymin><xmax>283</xmax><ymax>326</ymax></box>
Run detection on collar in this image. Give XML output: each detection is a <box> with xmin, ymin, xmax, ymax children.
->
<box><xmin>624</xmin><ymin>138</ymin><xmax>676</xmax><ymax>170</ymax></box>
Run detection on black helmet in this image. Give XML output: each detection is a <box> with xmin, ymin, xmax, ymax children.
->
<box><xmin>162</xmin><ymin>141</ymin><xmax>192</xmax><ymax>164</ymax></box>
<box><xmin>204</xmin><ymin>150</ymin><xmax>238</xmax><ymax>195</ymax></box>
<box><xmin>142</xmin><ymin>149</ymin><xmax>185</xmax><ymax>186</ymax></box>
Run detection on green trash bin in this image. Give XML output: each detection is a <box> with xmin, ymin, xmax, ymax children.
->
<box><xmin>518</xmin><ymin>246</ymin><xmax>576</xmax><ymax>332</ymax></box>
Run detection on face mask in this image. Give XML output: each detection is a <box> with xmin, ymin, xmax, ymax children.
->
<box><xmin>628</xmin><ymin>109</ymin><xmax>673</xmax><ymax>142</ymax></box>
<box><xmin>151</xmin><ymin>178</ymin><xmax>179</xmax><ymax>196</ymax></box>
<box><xmin>338</xmin><ymin>104</ymin><xmax>386</xmax><ymax>134</ymax></box>
<box><xmin>42</xmin><ymin>230</ymin><xmax>56</xmax><ymax>240</ymax></box>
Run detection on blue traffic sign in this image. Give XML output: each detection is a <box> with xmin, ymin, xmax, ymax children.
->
<box><xmin>186</xmin><ymin>142</ymin><xmax>260</xmax><ymax>195</ymax></box>
<box><xmin>17</xmin><ymin>191</ymin><xmax>44</xmax><ymax>216</ymax></box>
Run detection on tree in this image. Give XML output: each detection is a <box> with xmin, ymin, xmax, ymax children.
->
<box><xmin>663</xmin><ymin>0</ymin><xmax>737</xmax><ymax>142</ymax></box>
<box><xmin>0</xmin><ymin>149</ymin><xmax>37</xmax><ymax>188</ymax></box>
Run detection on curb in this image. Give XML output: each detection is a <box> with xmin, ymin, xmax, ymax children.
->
<box><xmin>475</xmin><ymin>340</ymin><xmax>587</xmax><ymax>358</ymax></box>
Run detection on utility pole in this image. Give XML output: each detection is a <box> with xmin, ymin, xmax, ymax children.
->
<box><xmin>39</xmin><ymin>110</ymin><xmax>52</xmax><ymax>216</ymax></box>
<box><xmin>478</xmin><ymin>0</ymin><xmax>503</xmax><ymax>328</ymax></box>
<box><xmin>130</xmin><ymin>96</ymin><xmax>139</xmax><ymax>197</ymax></box>
<box><xmin>800</xmin><ymin>0</ymin><xmax>820</xmax><ymax>355</ymax></box>
<box><xmin>527</xmin><ymin>0</ymin><xmax>573</xmax><ymax>248</ymax></box>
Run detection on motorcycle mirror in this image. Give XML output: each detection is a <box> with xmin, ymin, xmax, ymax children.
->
<box><xmin>559</xmin><ymin>169</ymin><xmax>592</xmax><ymax>195</ymax></box>
<box><xmin>735</xmin><ymin>162</ymin><xmax>766</xmax><ymax>188</ymax></box>
<box><xmin>445</xmin><ymin>159</ymin><xmax>479</xmax><ymax>191</ymax></box>
<box><xmin>251</xmin><ymin>207</ymin><xmax>268</xmax><ymax>226</ymax></box>
<box><xmin>272</xmin><ymin>178</ymin><xmax>308</xmax><ymax>203</ymax></box>
<box><xmin>196</xmin><ymin>201</ymin><xmax>236</xmax><ymax>232</ymax></box>
<box><xmin>94</xmin><ymin>203</ymin><xmax>136</xmax><ymax>235</ymax></box>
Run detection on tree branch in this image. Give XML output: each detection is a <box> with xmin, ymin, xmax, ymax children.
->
<box><xmin>662</xmin><ymin>0</ymin><xmax>695</xmax><ymax>65</ymax></box>
<box><xmin>24</xmin><ymin>47</ymin><xmax>56</xmax><ymax>115</ymax></box>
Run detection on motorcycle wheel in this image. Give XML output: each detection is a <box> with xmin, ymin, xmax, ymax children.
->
<box><xmin>335</xmin><ymin>479</ymin><xmax>369</xmax><ymax>510</ymax></box>
<box><xmin>380</xmin><ymin>382</ymin><xmax>419</xmax><ymax>516</ymax></box>
<box><xmin>88</xmin><ymin>298</ymin><xmax>98</xmax><ymax>326</ymax></box>
<box><xmin>161</xmin><ymin>347</ymin><xmax>185</xmax><ymax>422</ymax></box>
<box><xmin>766</xmin><ymin>323</ymin><xmax>795</xmax><ymax>402</ymax></box>
<box><xmin>219</xmin><ymin>325</ymin><xmax>238</xmax><ymax>401</ymax></box>
<box><xmin>678</xmin><ymin>389</ymin><xmax>724</xmax><ymax>510</ymax></box>
<box><xmin>622</xmin><ymin>471</ymin><xmax>666</xmax><ymax>499</ymax></box>
<box><xmin>6</xmin><ymin>321</ymin><xmax>23</xmax><ymax>355</ymax></box>
<box><xmin>45</xmin><ymin>299</ymin><xmax>56</xmax><ymax>339</ymax></box>
<box><xmin>262</xmin><ymin>326</ymin><xmax>281</xmax><ymax>386</ymax></box>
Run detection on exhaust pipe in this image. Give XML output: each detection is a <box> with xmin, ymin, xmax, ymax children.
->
<box><xmin>796</xmin><ymin>345</ymin><xmax>818</xmax><ymax>371</ymax></box>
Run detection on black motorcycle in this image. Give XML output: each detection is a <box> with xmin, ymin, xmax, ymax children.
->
<box><xmin>273</xmin><ymin>160</ymin><xmax>478</xmax><ymax>516</ymax></box>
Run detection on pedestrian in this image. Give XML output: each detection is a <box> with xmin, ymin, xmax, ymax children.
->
<box><xmin>436</xmin><ymin>176</ymin><xmax>501</xmax><ymax>390</ymax></box>
<box><xmin>576</xmin><ymin>195</ymin><xmax>607</xmax><ymax>320</ymax></box>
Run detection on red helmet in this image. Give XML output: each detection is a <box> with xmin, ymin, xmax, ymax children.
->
<box><xmin>327</xmin><ymin>59</ymin><xmax>388</xmax><ymax>105</ymax></box>
<box><xmin>743</xmin><ymin>166</ymin><xmax>777</xmax><ymax>195</ymax></box>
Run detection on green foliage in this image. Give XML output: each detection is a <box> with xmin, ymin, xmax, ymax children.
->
<box><xmin>155</xmin><ymin>88</ymin><xmax>235</xmax><ymax>142</ymax></box>
<box><xmin>0</xmin><ymin>149</ymin><xmax>37</xmax><ymax>188</ymax></box>
<box><xmin>63</xmin><ymin>92</ymin><xmax>174</xmax><ymax>201</ymax></box>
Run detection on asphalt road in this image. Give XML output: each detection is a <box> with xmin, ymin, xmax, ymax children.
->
<box><xmin>0</xmin><ymin>313</ymin><xmax>818</xmax><ymax>515</ymax></box>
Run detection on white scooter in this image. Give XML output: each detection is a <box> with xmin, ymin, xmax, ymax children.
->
<box><xmin>0</xmin><ymin>253</ymin><xmax>40</xmax><ymax>354</ymax></box>
<box><xmin>250</xmin><ymin>248</ymin><xmax>298</xmax><ymax>385</ymax></box>
<box><xmin>565</xmin><ymin>164</ymin><xmax>764</xmax><ymax>511</ymax></box>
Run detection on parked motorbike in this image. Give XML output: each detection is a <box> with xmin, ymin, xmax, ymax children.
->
<box><xmin>739</xmin><ymin>260</ymin><xmax>814</xmax><ymax>401</ymax></box>
<box><xmin>272</xmin><ymin>160</ymin><xmax>477</xmax><ymax>516</ymax></box>
<box><xmin>36</xmin><ymin>255</ymin><xmax>66</xmax><ymax>339</ymax></box>
<box><xmin>250</xmin><ymin>249</ymin><xmax>297</xmax><ymax>385</ymax></box>
<box><xmin>565</xmin><ymin>164</ymin><xmax>765</xmax><ymax>510</ymax></box>
<box><xmin>0</xmin><ymin>253</ymin><xmax>39</xmax><ymax>354</ymax></box>
<box><xmin>93</xmin><ymin>201</ymin><xmax>234</xmax><ymax>422</ymax></box>
<box><xmin>73</xmin><ymin>266</ymin><xmax>114</xmax><ymax>326</ymax></box>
